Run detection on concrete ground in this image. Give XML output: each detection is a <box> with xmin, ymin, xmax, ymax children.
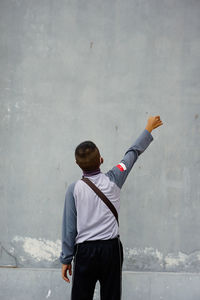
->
<box><xmin>0</xmin><ymin>267</ymin><xmax>200</xmax><ymax>300</ymax></box>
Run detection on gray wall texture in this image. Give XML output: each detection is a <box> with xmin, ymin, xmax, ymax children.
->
<box><xmin>0</xmin><ymin>0</ymin><xmax>200</xmax><ymax>299</ymax></box>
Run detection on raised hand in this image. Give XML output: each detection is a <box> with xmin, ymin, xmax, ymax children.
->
<box><xmin>145</xmin><ymin>115</ymin><xmax>163</xmax><ymax>132</ymax></box>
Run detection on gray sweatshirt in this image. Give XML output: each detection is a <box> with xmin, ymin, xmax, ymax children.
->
<box><xmin>59</xmin><ymin>129</ymin><xmax>153</xmax><ymax>265</ymax></box>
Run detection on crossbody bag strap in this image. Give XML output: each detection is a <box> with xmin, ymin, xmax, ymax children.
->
<box><xmin>81</xmin><ymin>177</ymin><xmax>119</xmax><ymax>226</ymax></box>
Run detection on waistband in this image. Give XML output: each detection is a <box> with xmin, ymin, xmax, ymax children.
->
<box><xmin>77</xmin><ymin>236</ymin><xmax>120</xmax><ymax>246</ymax></box>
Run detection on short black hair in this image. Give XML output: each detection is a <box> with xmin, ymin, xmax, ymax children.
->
<box><xmin>75</xmin><ymin>141</ymin><xmax>100</xmax><ymax>171</ymax></box>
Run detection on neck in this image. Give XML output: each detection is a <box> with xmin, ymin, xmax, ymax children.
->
<box><xmin>83</xmin><ymin>168</ymin><xmax>101</xmax><ymax>177</ymax></box>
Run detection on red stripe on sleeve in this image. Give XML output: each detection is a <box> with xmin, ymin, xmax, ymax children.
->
<box><xmin>116</xmin><ymin>164</ymin><xmax>124</xmax><ymax>172</ymax></box>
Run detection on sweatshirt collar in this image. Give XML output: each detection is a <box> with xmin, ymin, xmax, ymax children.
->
<box><xmin>82</xmin><ymin>168</ymin><xmax>101</xmax><ymax>177</ymax></box>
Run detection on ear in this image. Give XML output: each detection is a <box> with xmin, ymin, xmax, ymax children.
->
<box><xmin>100</xmin><ymin>157</ymin><xmax>104</xmax><ymax>165</ymax></box>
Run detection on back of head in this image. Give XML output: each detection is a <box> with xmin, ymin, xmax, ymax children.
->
<box><xmin>75</xmin><ymin>141</ymin><xmax>100</xmax><ymax>172</ymax></box>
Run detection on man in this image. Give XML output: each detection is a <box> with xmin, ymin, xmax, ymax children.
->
<box><xmin>60</xmin><ymin>115</ymin><xmax>163</xmax><ymax>299</ymax></box>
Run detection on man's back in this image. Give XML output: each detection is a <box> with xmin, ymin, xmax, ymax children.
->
<box><xmin>73</xmin><ymin>172</ymin><xmax>120</xmax><ymax>243</ymax></box>
<box><xmin>60</xmin><ymin>116</ymin><xmax>163</xmax><ymax>299</ymax></box>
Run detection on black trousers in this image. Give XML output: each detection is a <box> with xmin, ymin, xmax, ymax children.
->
<box><xmin>71</xmin><ymin>237</ymin><xmax>124</xmax><ymax>300</ymax></box>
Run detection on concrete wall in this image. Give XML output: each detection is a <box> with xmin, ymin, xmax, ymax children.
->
<box><xmin>1</xmin><ymin>268</ymin><xmax>200</xmax><ymax>300</ymax></box>
<box><xmin>0</xmin><ymin>0</ymin><xmax>200</xmax><ymax>298</ymax></box>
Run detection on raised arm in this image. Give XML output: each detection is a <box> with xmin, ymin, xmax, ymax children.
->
<box><xmin>106</xmin><ymin>115</ymin><xmax>163</xmax><ymax>189</ymax></box>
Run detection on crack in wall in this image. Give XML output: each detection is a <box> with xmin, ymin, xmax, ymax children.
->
<box><xmin>0</xmin><ymin>242</ymin><xmax>18</xmax><ymax>267</ymax></box>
